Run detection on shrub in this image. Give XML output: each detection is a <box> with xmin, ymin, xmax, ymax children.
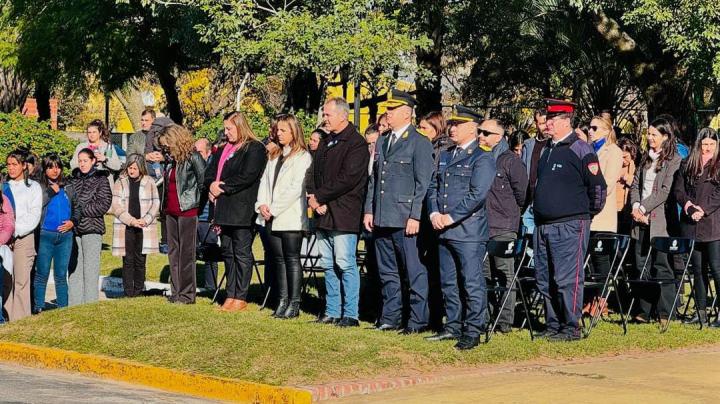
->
<box><xmin>0</xmin><ymin>112</ymin><xmax>78</xmax><ymax>169</ymax></box>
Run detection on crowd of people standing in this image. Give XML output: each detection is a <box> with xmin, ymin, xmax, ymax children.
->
<box><xmin>1</xmin><ymin>91</ymin><xmax>718</xmax><ymax>352</ymax></box>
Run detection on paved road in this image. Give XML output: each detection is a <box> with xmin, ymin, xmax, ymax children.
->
<box><xmin>335</xmin><ymin>347</ymin><xmax>720</xmax><ymax>403</ymax></box>
<box><xmin>0</xmin><ymin>362</ymin><xmax>215</xmax><ymax>403</ymax></box>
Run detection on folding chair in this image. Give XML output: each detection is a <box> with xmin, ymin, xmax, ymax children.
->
<box><xmin>484</xmin><ymin>236</ymin><xmax>534</xmax><ymax>342</ymax></box>
<box><xmin>582</xmin><ymin>233</ymin><xmax>630</xmax><ymax>337</ymax></box>
<box><xmin>680</xmin><ymin>260</ymin><xmax>719</xmax><ymax>326</ymax></box>
<box><xmin>516</xmin><ymin>233</ymin><xmax>545</xmax><ymax>332</ymax></box>
<box><xmin>625</xmin><ymin>237</ymin><xmax>695</xmax><ymax>333</ymax></box>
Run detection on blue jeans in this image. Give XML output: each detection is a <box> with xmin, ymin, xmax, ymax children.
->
<box><xmin>34</xmin><ymin>229</ymin><xmax>73</xmax><ymax>310</ymax></box>
<box><xmin>317</xmin><ymin>230</ymin><xmax>359</xmax><ymax>319</ymax></box>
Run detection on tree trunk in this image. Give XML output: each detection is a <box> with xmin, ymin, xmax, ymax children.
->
<box><xmin>34</xmin><ymin>81</ymin><xmax>51</xmax><ymax>122</ymax></box>
<box><xmin>113</xmin><ymin>84</ymin><xmax>146</xmax><ymax>132</ymax></box>
<box><xmin>414</xmin><ymin>0</ymin><xmax>445</xmax><ymax>117</ymax></box>
<box><xmin>156</xmin><ymin>67</ymin><xmax>183</xmax><ymax>125</ymax></box>
<box><xmin>0</xmin><ymin>67</ymin><xmax>31</xmax><ymax>113</ymax></box>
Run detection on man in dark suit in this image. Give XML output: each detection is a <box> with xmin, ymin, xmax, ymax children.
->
<box><xmin>307</xmin><ymin>97</ymin><xmax>370</xmax><ymax>328</ymax></box>
<box><xmin>363</xmin><ymin>89</ymin><xmax>434</xmax><ymax>334</ymax></box>
<box><xmin>424</xmin><ymin>105</ymin><xmax>496</xmax><ymax>350</ymax></box>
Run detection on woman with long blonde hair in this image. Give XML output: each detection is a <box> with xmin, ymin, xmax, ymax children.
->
<box><xmin>255</xmin><ymin>114</ymin><xmax>311</xmax><ymax>318</ymax></box>
<box><xmin>158</xmin><ymin>124</ymin><xmax>206</xmax><ymax>304</ymax></box>
<box><xmin>205</xmin><ymin>111</ymin><xmax>267</xmax><ymax>312</ymax></box>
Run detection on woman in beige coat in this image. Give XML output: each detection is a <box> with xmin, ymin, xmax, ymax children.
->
<box><xmin>585</xmin><ymin>116</ymin><xmax>624</xmax><ymax>316</ymax></box>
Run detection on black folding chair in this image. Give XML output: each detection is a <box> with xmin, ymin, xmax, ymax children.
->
<box><xmin>484</xmin><ymin>236</ymin><xmax>534</xmax><ymax>342</ymax></box>
<box><xmin>516</xmin><ymin>233</ymin><xmax>545</xmax><ymax>332</ymax></box>
<box><xmin>300</xmin><ymin>232</ymin><xmax>326</xmax><ymax>318</ymax></box>
<box><xmin>582</xmin><ymin>233</ymin><xmax>630</xmax><ymax>337</ymax></box>
<box><xmin>625</xmin><ymin>237</ymin><xmax>695</xmax><ymax>333</ymax></box>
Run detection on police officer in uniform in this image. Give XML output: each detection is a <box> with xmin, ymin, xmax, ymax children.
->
<box><xmin>533</xmin><ymin>99</ymin><xmax>607</xmax><ymax>341</ymax></box>
<box><xmin>364</xmin><ymin>89</ymin><xmax>434</xmax><ymax>333</ymax></box>
<box><xmin>424</xmin><ymin>105</ymin><xmax>496</xmax><ymax>350</ymax></box>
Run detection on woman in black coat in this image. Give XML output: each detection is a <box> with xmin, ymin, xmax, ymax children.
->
<box><xmin>673</xmin><ymin>127</ymin><xmax>720</xmax><ymax>327</ymax></box>
<box><xmin>205</xmin><ymin>111</ymin><xmax>267</xmax><ymax>312</ymax></box>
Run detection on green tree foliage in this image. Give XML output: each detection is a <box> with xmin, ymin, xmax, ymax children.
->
<box><xmin>0</xmin><ymin>112</ymin><xmax>77</xmax><ymax>167</ymax></box>
<box><xmin>9</xmin><ymin>0</ymin><xmax>216</xmax><ymax>124</ymax></box>
<box><xmin>0</xmin><ymin>2</ymin><xmax>30</xmax><ymax>113</ymax></box>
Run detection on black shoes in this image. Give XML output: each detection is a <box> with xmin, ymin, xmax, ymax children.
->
<box><xmin>376</xmin><ymin>323</ymin><xmax>401</xmax><ymax>331</ymax></box>
<box><xmin>454</xmin><ymin>335</ymin><xmax>482</xmax><ymax>350</ymax></box>
<box><xmin>282</xmin><ymin>301</ymin><xmax>301</xmax><ymax>319</ymax></box>
<box><xmin>496</xmin><ymin>324</ymin><xmax>512</xmax><ymax>334</ymax></box>
<box><xmin>315</xmin><ymin>315</ymin><xmax>339</xmax><ymax>324</ymax></box>
<box><xmin>548</xmin><ymin>333</ymin><xmax>582</xmax><ymax>342</ymax></box>
<box><xmin>273</xmin><ymin>299</ymin><xmax>289</xmax><ymax>318</ymax></box>
<box><xmin>424</xmin><ymin>330</ymin><xmax>459</xmax><ymax>341</ymax></box>
<box><xmin>710</xmin><ymin>318</ymin><xmax>720</xmax><ymax>328</ymax></box>
<box><xmin>336</xmin><ymin>317</ymin><xmax>360</xmax><ymax>327</ymax></box>
<box><xmin>399</xmin><ymin>327</ymin><xmax>427</xmax><ymax>335</ymax></box>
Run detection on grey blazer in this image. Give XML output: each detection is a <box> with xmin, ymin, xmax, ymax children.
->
<box><xmin>630</xmin><ymin>154</ymin><xmax>682</xmax><ymax>240</ymax></box>
<box><xmin>364</xmin><ymin>125</ymin><xmax>434</xmax><ymax>228</ymax></box>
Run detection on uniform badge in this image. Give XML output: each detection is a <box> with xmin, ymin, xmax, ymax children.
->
<box><xmin>402</xmin><ymin>130</ymin><xmax>408</xmax><ymax>139</ymax></box>
<box><xmin>587</xmin><ymin>162</ymin><xmax>599</xmax><ymax>175</ymax></box>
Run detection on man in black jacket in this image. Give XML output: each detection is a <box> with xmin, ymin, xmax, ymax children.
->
<box><xmin>307</xmin><ymin>97</ymin><xmax>370</xmax><ymax>327</ymax></box>
<box><xmin>479</xmin><ymin>118</ymin><xmax>528</xmax><ymax>333</ymax></box>
<box><xmin>533</xmin><ymin>99</ymin><xmax>607</xmax><ymax>342</ymax></box>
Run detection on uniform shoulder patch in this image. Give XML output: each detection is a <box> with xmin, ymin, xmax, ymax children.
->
<box><xmin>587</xmin><ymin>161</ymin><xmax>599</xmax><ymax>175</ymax></box>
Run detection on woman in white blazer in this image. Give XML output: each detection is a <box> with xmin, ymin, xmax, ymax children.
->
<box><xmin>256</xmin><ymin>114</ymin><xmax>312</xmax><ymax>319</ymax></box>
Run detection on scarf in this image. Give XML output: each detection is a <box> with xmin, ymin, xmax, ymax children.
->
<box><xmin>593</xmin><ymin>138</ymin><xmax>606</xmax><ymax>153</ymax></box>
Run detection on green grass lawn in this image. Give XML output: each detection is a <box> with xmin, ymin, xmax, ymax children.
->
<box><xmin>0</xmin><ymin>297</ymin><xmax>719</xmax><ymax>386</ymax></box>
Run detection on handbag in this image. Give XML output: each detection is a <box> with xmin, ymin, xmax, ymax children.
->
<box><xmin>196</xmin><ymin>225</ymin><xmax>223</xmax><ymax>263</ymax></box>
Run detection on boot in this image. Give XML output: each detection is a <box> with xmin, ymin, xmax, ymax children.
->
<box><xmin>282</xmin><ymin>258</ymin><xmax>302</xmax><ymax>319</ymax></box>
<box><xmin>282</xmin><ymin>301</ymin><xmax>301</xmax><ymax>319</ymax></box>
<box><xmin>273</xmin><ymin>299</ymin><xmax>289</xmax><ymax>318</ymax></box>
<box><xmin>683</xmin><ymin>310</ymin><xmax>707</xmax><ymax>326</ymax></box>
<box><xmin>709</xmin><ymin>316</ymin><xmax>720</xmax><ymax>328</ymax></box>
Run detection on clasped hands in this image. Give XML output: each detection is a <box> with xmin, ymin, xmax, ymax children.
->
<box><xmin>431</xmin><ymin>214</ymin><xmax>453</xmax><ymax>230</ymax></box>
<box><xmin>685</xmin><ymin>202</ymin><xmax>705</xmax><ymax>222</ymax></box>
<box><xmin>209</xmin><ymin>180</ymin><xmax>225</xmax><ymax>203</ymax></box>
<box><xmin>307</xmin><ymin>194</ymin><xmax>327</xmax><ymax>215</ymax></box>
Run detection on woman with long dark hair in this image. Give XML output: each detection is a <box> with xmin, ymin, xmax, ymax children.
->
<box><xmin>70</xmin><ymin>119</ymin><xmax>122</xmax><ymax>174</ymax></box>
<box><xmin>33</xmin><ymin>154</ymin><xmax>78</xmax><ymax>312</ymax></box>
<box><xmin>111</xmin><ymin>154</ymin><xmax>160</xmax><ymax>297</ymax></box>
<box><xmin>158</xmin><ymin>125</ymin><xmax>206</xmax><ymax>304</ymax></box>
<box><xmin>673</xmin><ymin>128</ymin><xmax>720</xmax><ymax>327</ymax></box>
<box><xmin>255</xmin><ymin>114</ymin><xmax>311</xmax><ymax>318</ymax></box>
<box><xmin>3</xmin><ymin>150</ymin><xmax>42</xmax><ymax>320</ymax></box>
<box><xmin>205</xmin><ymin>111</ymin><xmax>267</xmax><ymax>312</ymax></box>
<box><xmin>629</xmin><ymin>117</ymin><xmax>682</xmax><ymax>325</ymax></box>
<box><xmin>67</xmin><ymin>148</ymin><xmax>113</xmax><ymax>305</ymax></box>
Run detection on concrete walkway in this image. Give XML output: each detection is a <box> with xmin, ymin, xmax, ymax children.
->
<box><xmin>334</xmin><ymin>346</ymin><xmax>720</xmax><ymax>403</ymax></box>
<box><xmin>0</xmin><ymin>362</ymin><xmax>215</xmax><ymax>403</ymax></box>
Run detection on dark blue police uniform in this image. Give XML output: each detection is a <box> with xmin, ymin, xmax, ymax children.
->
<box><xmin>365</xmin><ymin>124</ymin><xmax>434</xmax><ymax>330</ymax></box>
<box><xmin>426</xmin><ymin>140</ymin><xmax>496</xmax><ymax>339</ymax></box>
<box><xmin>533</xmin><ymin>130</ymin><xmax>607</xmax><ymax>339</ymax></box>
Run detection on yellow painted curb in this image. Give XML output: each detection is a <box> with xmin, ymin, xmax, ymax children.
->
<box><xmin>0</xmin><ymin>342</ymin><xmax>312</xmax><ymax>403</ymax></box>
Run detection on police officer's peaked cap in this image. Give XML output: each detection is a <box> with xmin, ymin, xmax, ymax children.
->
<box><xmin>447</xmin><ymin>104</ymin><xmax>482</xmax><ymax>124</ymax></box>
<box><xmin>545</xmin><ymin>98</ymin><xmax>576</xmax><ymax>117</ymax></box>
<box><xmin>380</xmin><ymin>88</ymin><xmax>417</xmax><ymax>109</ymax></box>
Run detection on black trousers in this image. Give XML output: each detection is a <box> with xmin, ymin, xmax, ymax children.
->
<box><xmin>167</xmin><ymin>215</ymin><xmax>198</xmax><ymax>303</ymax></box>
<box><xmin>122</xmin><ymin>227</ymin><xmax>146</xmax><ymax>297</ymax></box>
<box><xmin>483</xmin><ymin>232</ymin><xmax>516</xmax><ymax>327</ymax></box>
<box><xmin>691</xmin><ymin>240</ymin><xmax>720</xmax><ymax>310</ymax></box>
<box><xmin>221</xmin><ymin>226</ymin><xmax>254</xmax><ymax>300</ymax></box>
<box><xmin>634</xmin><ymin>226</ymin><xmax>675</xmax><ymax>319</ymax></box>
<box><xmin>267</xmin><ymin>231</ymin><xmax>303</xmax><ymax>304</ymax></box>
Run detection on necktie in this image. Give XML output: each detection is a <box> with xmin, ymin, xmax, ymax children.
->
<box><xmin>386</xmin><ymin>134</ymin><xmax>397</xmax><ymax>154</ymax></box>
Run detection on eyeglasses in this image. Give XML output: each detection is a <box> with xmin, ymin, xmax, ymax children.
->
<box><xmin>589</xmin><ymin>126</ymin><xmax>599</xmax><ymax>132</ymax></box>
<box><xmin>477</xmin><ymin>129</ymin><xmax>501</xmax><ymax>137</ymax></box>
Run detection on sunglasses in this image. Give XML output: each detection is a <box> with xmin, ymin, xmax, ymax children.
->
<box><xmin>477</xmin><ymin>129</ymin><xmax>501</xmax><ymax>137</ymax></box>
<box><xmin>589</xmin><ymin>126</ymin><xmax>599</xmax><ymax>132</ymax></box>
